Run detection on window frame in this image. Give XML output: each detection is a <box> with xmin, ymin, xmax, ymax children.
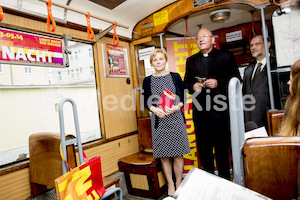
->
<box><xmin>0</xmin><ymin>40</ymin><xmax>103</xmax><ymax>168</ymax></box>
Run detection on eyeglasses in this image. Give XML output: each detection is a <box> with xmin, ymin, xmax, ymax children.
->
<box><xmin>250</xmin><ymin>42</ymin><xmax>264</xmax><ymax>48</ymax></box>
<box><xmin>196</xmin><ymin>34</ymin><xmax>212</xmax><ymax>40</ymax></box>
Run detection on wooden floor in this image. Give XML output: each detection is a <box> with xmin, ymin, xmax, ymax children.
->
<box><xmin>31</xmin><ymin>170</ymin><xmax>233</xmax><ymax>200</ymax></box>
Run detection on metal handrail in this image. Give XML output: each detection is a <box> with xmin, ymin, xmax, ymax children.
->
<box><xmin>58</xmin><ymin>98</ymin><xmax>84</xmax><ymax>174</ymax></box>
<box><xmin>228</xmin><ymin>77</ymin><xmax>245</xmax><ymax>186</ymax></box>
<box><xmin>260</xmin><ymin>7</ymin><xmax>275</xmax><ymax>110</ymax></box>
<box><xmin>58</xmin><ymin>98</ymin><xmax>123</xmax><ymax>199</ymax></box>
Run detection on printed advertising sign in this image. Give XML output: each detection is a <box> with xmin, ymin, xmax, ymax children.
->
<box><xmin>166</xmin><ymin>37</ymin><xmax>221</xmax><ymax>173</ymax></box>
<box><xmin>166</xmin><ymin>36</ymin><xmax>221</xmax><ymax>173</ymax></box>
<box><xmin>0</xmin><ymin>28</ymin><xmax>63</xmax><ymax>67</ymax></box>
<box><xmin>166</xmin><ymin>37</ymin><xmax>201</xmax><ymax>174</ymax></box>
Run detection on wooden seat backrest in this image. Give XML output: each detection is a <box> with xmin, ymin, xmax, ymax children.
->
<box><xmin>29</xmin><ymin>132</ymin><xmax>62</xmax><ymax>188</ymax></box>
<box><xmin>243</xmin><ymin>136</ymin><xmax>300</xmax><ymax>200</ymax></box>
<box><xmin>29</xmin><ymin>133</ymin><xmax>76</xmax><ymax>196</ymax></box>
<box><xmin>137</xmin><ymin>117</ymin><xmax>153</xmax><ymax>153</ymax></box>
<box><xmin>29</xmin><ymin>133</ymin><xmax>119</xmax><ymax>197</ymax></box>
<box><xmin>267</xmin><ymin>110</ymin><xmax>285</xmax><ymax>136</ymax></box>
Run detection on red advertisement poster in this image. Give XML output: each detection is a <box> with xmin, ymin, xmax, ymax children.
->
<box><xmin>166</xmin><ymin>37</ymin><xmax>221</xmax><ymax>174</ymax></box>
<box><xmin>0</xmin><ymin>28</ymin><xmax>63</xmax><ymax>66</ymax></box>
<box><xmin>166</xmin><ymin>37</ymin><xmax>201</xmax><ymax>174</ymax></box>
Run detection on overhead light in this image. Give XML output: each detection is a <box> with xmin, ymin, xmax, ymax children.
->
<box><xmin>210</xmin><ymin>9</ymin><xmax>231</xmax><ymax>23</ymax></box>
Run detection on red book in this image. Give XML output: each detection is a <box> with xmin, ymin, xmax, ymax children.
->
<box><xmin>158</xmin><ymin>88</ymin><xmax>176</xmax><ymax>110</ymax></box>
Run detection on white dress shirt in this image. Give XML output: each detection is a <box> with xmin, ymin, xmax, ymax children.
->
<box><xmin>252</xmin><ymin>57</ymin><xmax>267</xmax><ymax>80</ymax></box>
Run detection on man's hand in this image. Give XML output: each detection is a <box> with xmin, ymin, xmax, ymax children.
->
<box><xmin>193</xmin><ymin>82</ymin><xmax>204</xmax><ymax>92</ymax></box>
<box><xmin>204</xmin><ymin>79</ymin><xmax>218</xmax><ymax>89</ymax></box>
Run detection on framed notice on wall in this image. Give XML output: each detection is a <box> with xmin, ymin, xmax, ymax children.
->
<box><xmin>102</xmin><ymin>44</ymin><xmax>129</xmax><ymax>77</ymax></box>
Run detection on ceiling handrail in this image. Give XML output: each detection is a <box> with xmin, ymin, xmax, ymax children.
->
<box><xmin>113</xmin><ymin>21</ymin><xmax>119</xmax><ymax>45</ymax></box>
<box><xmin>184</xmin><ymin>17</ymin><xmax>196</xmax><ymax>51</ymax></box>
<box><xmin>86</xmin><ymin>12</ymin><xmax>95</xmax><ymax>39</ymax></box>
<box><xmin>0</xmin><ymin>3</ymin><xmax>3</xmax><ymax>22</ymax></box>
<box><xmin>46</xmin><ymin>0</ymin><xmax>56</xmax><ymax>32</ymax></box>
<box><xmin>38</xmin><ymin>0</ymin><xmax>129</xmax><ymax>29</ymax></box>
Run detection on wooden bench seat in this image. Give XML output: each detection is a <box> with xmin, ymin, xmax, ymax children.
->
<box><xmin>243</xmin><ymin>136</ymin><xmax>300</xmax><ymax>200</ymax></box>
<box><xmin>267</xmin><ymin>110</ymin><xmax>285</xmax><ymax>136</ymax></box>
<box><xmin>119</xmin><ymin>153</ymin><xmax>158</xmax><ymax>165</ymax></box>
<box><xmin>118</xmin><ymin>117</ymin><xmax>166</xmax><ymax>199</ymax></box>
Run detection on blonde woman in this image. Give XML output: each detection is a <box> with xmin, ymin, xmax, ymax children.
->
<box><xmin>279</xmin><ymin>59</ymin><xmax>300</xmax><ymax>136</ymax></box>
<box><xmin>142</xmin><ymin>48</ymin><xmax>190</xmax><ymax>196</ymax></box>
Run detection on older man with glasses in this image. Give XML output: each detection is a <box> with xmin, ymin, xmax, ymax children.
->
<box><xmin>242</xmin><ymin>34</ymin><xmax>281</xmax><ymax>132</ymax></box>
<box><xmin>184</xmin><ymin>28</ymin><xmax>241</xmax><ymax>180</ymax></box>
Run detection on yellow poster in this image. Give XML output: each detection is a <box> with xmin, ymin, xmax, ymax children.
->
<box><xmin>153</xmin><ymin>10</ymin><xmax>169</xmax><ymax>26</ymax></box>
<box><xmin>166</xmin><ymin>37</ymin><xmax>200</xmax><ymax>173</ymax></box>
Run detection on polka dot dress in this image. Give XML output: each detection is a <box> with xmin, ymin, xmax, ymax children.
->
<box><xmin>150</xmin><ymin>73</ymin><xmax>190</xmax><ymax>158</ymax></box>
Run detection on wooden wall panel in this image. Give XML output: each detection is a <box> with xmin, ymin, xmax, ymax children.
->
<box><xmin>96</xmin><ymin>38</ymin><xmax>137</xmax><ymax>138</ymax></box>
<box><xmin>83</xmin><ymin>135</ymin><xmax>139</xmax><ymax>176</ymax></box>
<box><xmin>0</xmin><ymin>168</ymin><xmax>31</xmax><ymax>200</ymax></box>
<box><xmin>0</xmin><ymin>135</ymin><xmax>138</xmax><ymax>199</ymax></box>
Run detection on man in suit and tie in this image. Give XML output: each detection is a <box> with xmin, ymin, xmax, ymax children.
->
<box><xmin>242</xmin><ymin>35</ymin><xmax>281</xmax><ymax>130</ymax></box>
<box><xmin>184</xmin><ymin>28</ymin><xmax>241</xmax><ymax>180</ymax></box>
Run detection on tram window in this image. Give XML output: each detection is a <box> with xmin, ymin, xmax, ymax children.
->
<box><xmin>0</xmin><ymin>42</ymin><xmax>102</xmax><ymax>167</ymax></box>
<box><xmin>58</xmin><ymin>72</ymin><xmax>62</xmax><ymax>80</ymax></box>
<box><xmin>74</xmin><ymin>51</ymin><xmax>78</xmax><ymax>60</ymax></box>
<box><xmin>90</xmin><ymin>66</ymin><xmax>94</xmax><ymax>75</ymax></box>
<box><xmin>24</xmin><ymin>66</ymin><xmax>32</xmax><ymax>74</ymax></box>
<box><xmin>89</xmin><ymin>48</ymin><xmax>93</xmax><ymax>57</ymax></box>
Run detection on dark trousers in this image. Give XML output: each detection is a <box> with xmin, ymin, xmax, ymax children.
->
<box><xmin>193</xmin><ymin>110</ymin><xmax>231</xmax><ymax>180</ymax></box>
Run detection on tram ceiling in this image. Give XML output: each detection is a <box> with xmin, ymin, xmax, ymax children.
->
<box><xmin>0</xmin><ymin>0</ymin><xmax>287</xmax><ymax>39</ymax></box>
<box><xmin>0</xmin><ymin>0</ymin><xmax>178</xmax><ymax>39</ymax></box>
<box><xmin>167</xmin><ymin>4</ymin><xmax>278</xmax><ymax>37</ymax></box>
<box><xmin>132</xmin><ymin>0</ymin><xmax>284</xmax><ymax>39</ymax></box>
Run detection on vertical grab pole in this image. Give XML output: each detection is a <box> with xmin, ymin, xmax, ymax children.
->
<box><xmin>59</xmin><ymin>98</ymin><xmax>84</xmax><ymax>174</ymax></box>
<box><xmin>228</xmin><ymin>77</ymin><xmax>245</xmax><ymax>186</ymax></box>
<box><xmin>260</xmin><ymin>7</ymin><xmax>275</xmax><ymax>110</ymax></box>
<box><xmin>159</xmin><ymin>33</ymin><xmax>164</xmax><ymax>49</ymax></box>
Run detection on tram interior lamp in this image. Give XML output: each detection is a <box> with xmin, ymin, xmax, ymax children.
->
<box><xmin>210</xmin><ymin>9</ymin><xmax>231</xmax><ymax>23</ymax></box>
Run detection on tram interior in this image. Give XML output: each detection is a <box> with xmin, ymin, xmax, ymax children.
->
<box><xmin>0</xmin><ymin>0</ymin><xmax>300</xmax><ymax>199</ymax></box>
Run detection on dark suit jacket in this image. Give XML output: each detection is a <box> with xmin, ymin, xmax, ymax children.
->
<box><xmin>184</xmin><ymin>48</ymin><xmax>241</xmax><ymax>134</ymax></box>
<box><xmin>242</xmin><ymin>56</ymin><xmax>280</xmax><ymax>128</ymax></box>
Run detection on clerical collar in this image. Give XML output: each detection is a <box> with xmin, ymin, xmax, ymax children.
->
<box><xmin>201</xmin><ymin>48</ymin><xmax>214</xmax><ymax>57</ymax></box>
